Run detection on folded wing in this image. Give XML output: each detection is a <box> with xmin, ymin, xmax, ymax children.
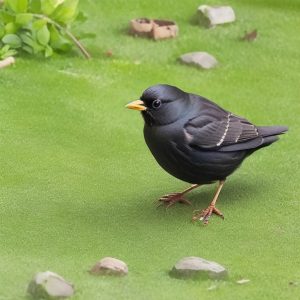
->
<box><xmin>184</xmin><ymin>109</ymin><xmax>286</xmax><ymax>152</ymax></box>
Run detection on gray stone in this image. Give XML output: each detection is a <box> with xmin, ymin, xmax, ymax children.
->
<box><xmin>27</xmin><ymin>271</ymin><xmax>74</xmax><ymax>299</ymax></box>
<box><xmin>180</xmin><ymin>52</ymin><xmax>218</xmax><ymax>69</ymax></box>
<box><xmin>198</xmin><ymin>5</ymin><xmax>235</xmax><ymax>27</ymax></box>
<box><xmin>170</xmin><ymin>257</ymin><xmax>228</xmax><ymax>280</ymax></box>
<box><xmin>90</xmin><ymin>257</ymin><xmax>128</xmax><ymax>276</ymax></box>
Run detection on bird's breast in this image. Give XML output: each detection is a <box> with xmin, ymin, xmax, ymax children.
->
<box><xmin>143</xmin><ymin>122</ymin><xmax>205</xmax><ymax>183</ymax></box>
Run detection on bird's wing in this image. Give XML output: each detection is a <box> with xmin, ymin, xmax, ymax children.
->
<box><xmin>184</xmin><ymin>109</ymin><xmax>262</xmax><ymax>151</ymax></box>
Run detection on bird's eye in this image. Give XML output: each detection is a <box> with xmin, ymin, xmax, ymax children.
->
<box><xmin>152</xmin><ymin>99</ymin><xmax>161</xmax><ymax>109</ymax></box>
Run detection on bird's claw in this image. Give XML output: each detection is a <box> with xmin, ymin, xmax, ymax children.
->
<box><xmin>192</xmin><ymin>205</ymin><xmax>224</xmax><ymax>225</ymax></box>
<box><xmin>156</xmin><ymin>193</ymin><xmax>192</xmax><ymax>208</ymax></box>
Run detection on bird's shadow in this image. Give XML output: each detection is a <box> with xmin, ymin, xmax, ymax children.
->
<box><xmin>71</xmin><ymin>178</ymin><xmax>269</xmax><ymax>230</ymax></box>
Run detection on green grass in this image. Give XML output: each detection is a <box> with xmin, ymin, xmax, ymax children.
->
<box><xmin>1</xmin><ymin>0</ymin><xmax>300</xmax><ymax>299</ymax></box>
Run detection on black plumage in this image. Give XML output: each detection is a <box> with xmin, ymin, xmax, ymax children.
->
<box><xmin>126</xmin><ymin>84</ymin><xmax>288</xmax><ymax>224</ymax></box>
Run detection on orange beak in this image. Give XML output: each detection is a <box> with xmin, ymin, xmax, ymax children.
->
<box><xmin>125</xmin><ymin>100</ymin><xmax>146</xmax><ymax>111</ymax></box>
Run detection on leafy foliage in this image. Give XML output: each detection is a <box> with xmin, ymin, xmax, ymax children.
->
<box><xmin>0</xmin><ymin>0</ymin><xmax>92</xmax><ymax>59</ymax></box>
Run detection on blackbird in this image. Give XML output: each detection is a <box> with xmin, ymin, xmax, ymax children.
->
<box><xmin>126</xmin><ymin>84</ymin><xmax>288</xmax><ymax>224</ymax></box>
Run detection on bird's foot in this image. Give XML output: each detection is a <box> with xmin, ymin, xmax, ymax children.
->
<box><xmin>192</xmin><ymin>205</ymin><xmax>224</xmax><ymax>225</ymax></box>
<box><xmin>157</xmin><ymin>193</ymin><xmax>192</xmax><ymax>208</ymax></box>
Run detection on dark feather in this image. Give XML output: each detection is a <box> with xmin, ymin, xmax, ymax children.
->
<box><xmin>184</xmin><ymin>112</ymin><xmax>261</xmax><ymax>150</ymax></box>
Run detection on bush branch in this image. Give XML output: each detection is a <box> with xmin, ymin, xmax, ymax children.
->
<box><xmin>33</xmin><ymin>14</ymin><xmax>91</xmax><ymax>59</ymax></box>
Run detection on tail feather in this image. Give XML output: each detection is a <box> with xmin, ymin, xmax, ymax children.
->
<box><xmin>257</xmin><ymin>126</ymin><xmax>288</xmax><ymax>137</ymax></box>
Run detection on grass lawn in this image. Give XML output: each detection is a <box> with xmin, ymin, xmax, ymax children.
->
<box><xmin>1</xmin><ymin>0</ymin><xmax>300</xmax><ymax>299</ymax></box>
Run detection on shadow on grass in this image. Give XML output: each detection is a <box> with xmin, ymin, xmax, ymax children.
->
<box><xmin>67</xmin><ymin>176</ymin><xmax>271</xmax><ymax>230</ymax></box>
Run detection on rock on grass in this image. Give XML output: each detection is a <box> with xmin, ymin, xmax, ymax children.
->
<box><xmin>90</xmin><ymin>257</ymin><xmax>128</xmax><ymax>276</ymax></box>
<box><xmin>198</xmin><ymin>5</ymin><xmax>236</xmax><ymax>27</ymax></box>
<box><xmin>170</xmin><ymin>257</ymin><xmax>228</xmax><ymax>280</ymax></box>
<box><xmin>0</xmin><ymin>57</ymin><xmax>15</xmax><ymax>69</ymax></box>
<box><xmin>27</xmin><ymin>271</ymin><xmax>74</xmax><ymax>299</ymax></box>
<box><xmin>180</xmin><ymin>52</ymin><xmax>218</xmax><ymax>69</ymax></box>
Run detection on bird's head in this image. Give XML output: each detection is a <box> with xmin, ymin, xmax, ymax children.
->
<box><xmin>126</xmin><ymin>84</ymin><xmax>189</xmax><ymax>126</ymax></box>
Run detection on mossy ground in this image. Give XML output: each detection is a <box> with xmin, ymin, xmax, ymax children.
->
<box><xmin>0</xmin><ymin>0</ymin><xmax>299</xmax><ymax>299</ymax></box>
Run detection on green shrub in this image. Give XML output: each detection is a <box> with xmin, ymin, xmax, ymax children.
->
<box><xmin>0</xmin><ymin>0</ymin><xmax>92</xmax><ymax>59</ymax></box>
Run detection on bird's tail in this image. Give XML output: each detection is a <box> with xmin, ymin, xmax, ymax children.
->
<box><xmin>256</xmin><ymin>125</ymin><xmax>288</xmax><ymax>149</ymax></box>
<box><xmin>257</xmin><ymin>125</ymin><xmax>288</xmax><ymax>137</ymax></box>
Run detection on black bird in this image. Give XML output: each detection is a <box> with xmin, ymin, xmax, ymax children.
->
<box><xmin>126</xmin><ymin>84</ymin><xmax>287</xmax><ymax>224</ymax></box>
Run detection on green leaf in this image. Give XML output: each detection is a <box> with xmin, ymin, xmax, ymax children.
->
<box><xmin>0</xmin><ymin>11</ymin><xmax>15</xmax><ymax>23</ymax></box>
<box><xmin>20</xmin><ymin>32</ymin><xmax>34</xmax><ymax>46</ymax></box>
<box><xmin>6</xmin><ymin>0</ymin><xmax>28</xmax><ymax>13</ymax></box>
<box><xmin>16</xmin><ymin>13</ymin><xmax>33</xmax><ymax>25</ymax></box>
<box><xmin>51</xmin><ymin>0</ymin><xmax>79</xmax><ymax>24</ymax></box>
<box><xmin>37</xmin><ymin>25</ymin><xmax>50</xmax><ymax>45</ymax></box>
<box><xmin>0</xmin><ymin>45</ymin><xmax>16</xmax><ymax>58</ymax></box>
<box><xmin>1</xmin><ymin>48</ymin><xmax>17</xmax><ymax>59</ymax></box>
<box><xmin>74</xmin><ymin>11</ymin><xmax>87</xmax><ymax>24</ymax></box>
<box><xmin>41</xmin><ymin>0</ymin><xmax>60</xmax><ymax>15</ymax></box>
<box><xmin>30</xmin><ymin>0</ymin><xmax>41</xmax><ymax>13</ymax></box>
<box><xmin>22</xmin><ymin>44</ymin><xmax>33</xmax><ymax>53</ymax></box>
<box><xmin>49</xmin><ymin>24</ymin><xmax>71</xmax><ymax>51</ymax></box>
<box><xmin>0</xmin><ymin>44</ymin><xmax>10</xmax><ymax>55</ymax></box>
<box><xmin>45</xmin><ymin>44</ymin><xmax>53</xmax><ymax>57</ymax></box>
<box><xmin>5</xmin><ymin>22</ymin><xmax>18</xmax><ymax>33</ymax></box>
<box><xmin>2</xmin><ymin>33</ymin><xmax>22</xmax><ymax>48</ymax></box>
<box><xmin>20</xmin><ymin>32</ymin><xmax>43</xmax><ymax>53</ymax></box>
<box><xmin>0</xmin><ymin>24</ymin><xmax>5</xmax><ymax>39</ymax></box>
<box><xmin>32</xmin><ymin>19</ymin><xmax>48</xmax><ymax>30</ymax></box>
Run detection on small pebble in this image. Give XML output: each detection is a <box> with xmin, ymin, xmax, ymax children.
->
<box><xmin>27</xmin><ymin>271</ymin><xmax>74</xmax><ymax>299</ymax></box>
<box><xmin>170</xmin><ymin>256</ymin><xmax>228</xmax><ymax>280</ymax></box>
<box><xmin>90</xmin><ymin>257</ymin><xmax>128</xmax><ymax>276</ymax></box>
<box><xmin>180</xmin><ymin>52</ymin><xmax>218</xmax><ymax>69</ymax></box>
<box><xmin>236</xmin><ymin>278</ymin><xmax>250</xmax><ymax>284</ymax></box>
<box><xmin>0</xmin><ymin>56</ymin><xmax>15</xmax><ymax>69</ymax></box>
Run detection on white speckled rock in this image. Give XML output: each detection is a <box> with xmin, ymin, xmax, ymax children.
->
<box><xmin>180</xmin><ymin>52</ymin><xmax>218</xmax><ymax>69</ymax></box>
<box><xmin>170</xmin><ymin>257</ymin><xmax>228</xmax><ymax>280</ymax></box>
<box><xmin>198</xmin><ymin>5</ymin><xmax>235</xmax><ymax>27</ymax></box>
<box><xmin>27</xmin><ymin>271</ymin><xmax>74</xmax><ymax>299</ymax></box>
<box><xmin>90</xmin><ymin>257</ymin><xmax>128</xmax><ymax>276</ymax></box>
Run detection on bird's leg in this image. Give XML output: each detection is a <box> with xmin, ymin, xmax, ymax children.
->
<box><xmin>157</xmin><ymin>184</ymin><xmax>200</xmax><ymax>208</ymax></box>
<box><xmin>192</xmin><ymin>180</ymin><xmax>225</xmax><ymax>225</ymax></box>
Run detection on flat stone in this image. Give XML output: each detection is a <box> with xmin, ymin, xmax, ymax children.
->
<box><xmin>170</xmin><ymin>257</ymin><xmax>228</xmax><ymax>280</ymax></box>
<box><xmin>180</xmin><ymin>52</ymin><xmax>218</xmax><ymax>69</ymax></box>
<box><xmin>27</xmin><ymin>271</ymin><xmax>74</xmax><ymax>299</ymax></box>
<box><xmin>198</xmin><ymin>5</ymin><xmax>235</xmax><ymax>27</ymax></box>
<box><xmin>90</xmin><ymin>257</ymin><xmax>128</xmax><ymax>276</ymax></box>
